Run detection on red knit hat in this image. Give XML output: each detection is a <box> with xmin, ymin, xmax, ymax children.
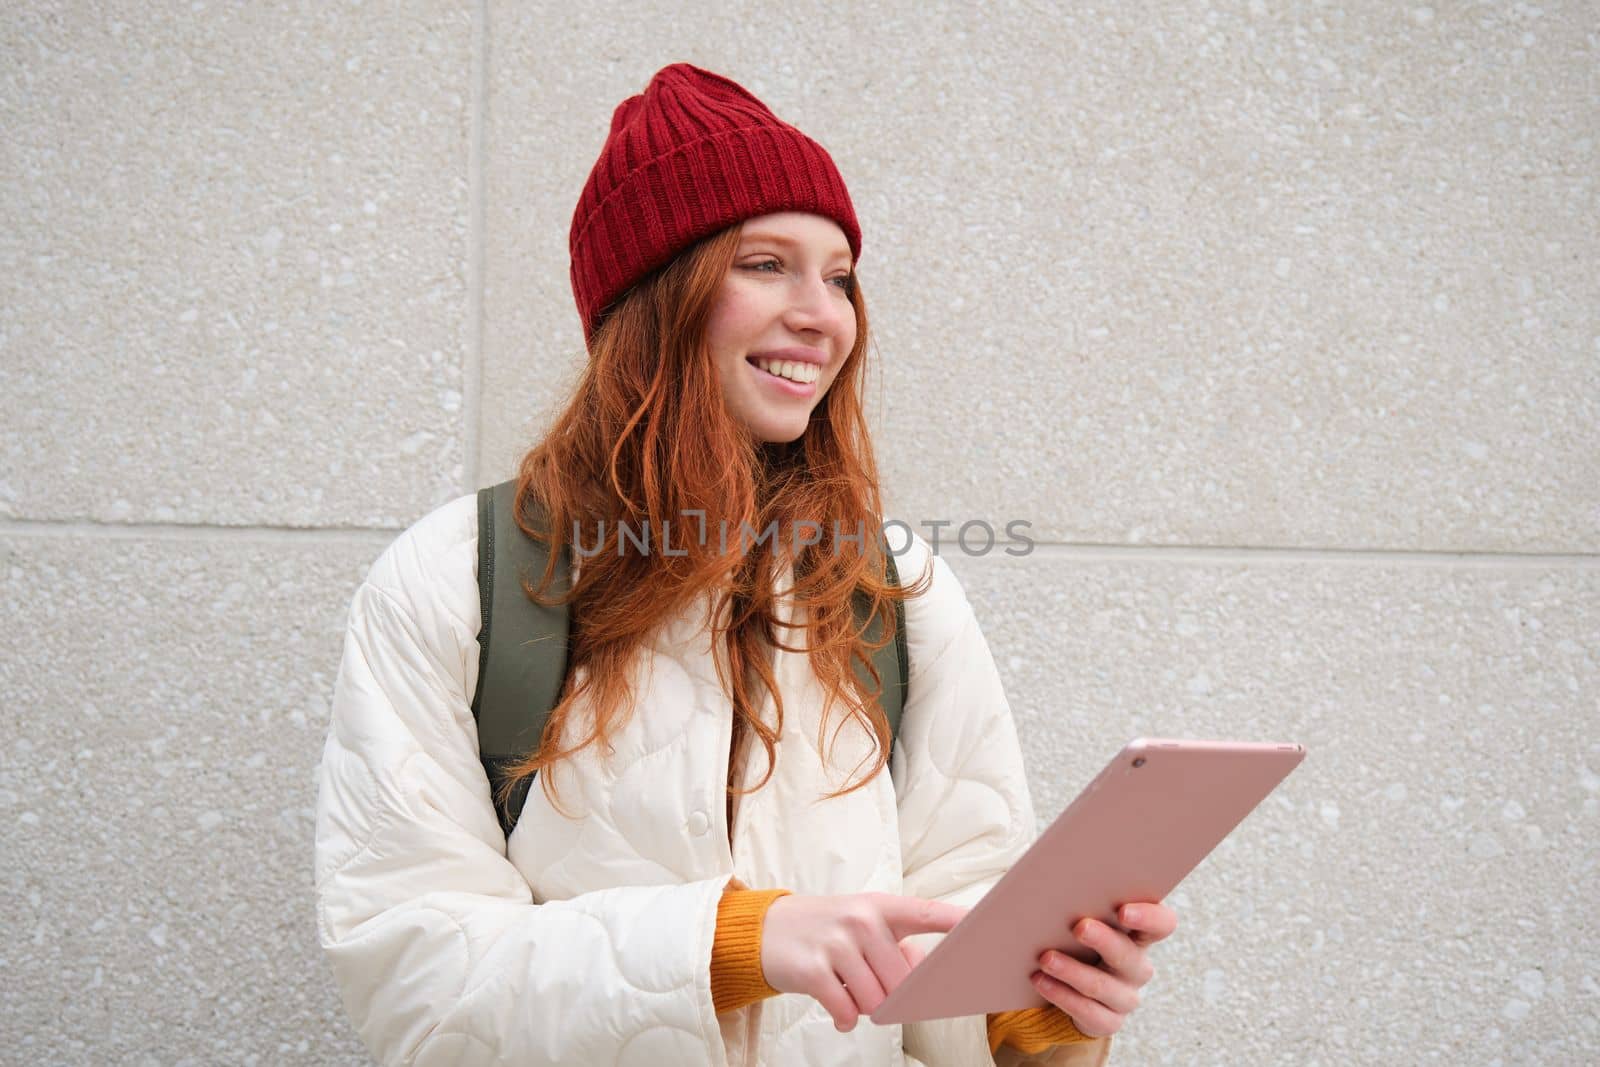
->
<box><xmin>569</xmin><ymin>63</ymin><xmax>863</xmax><ymax>346</ymax></box>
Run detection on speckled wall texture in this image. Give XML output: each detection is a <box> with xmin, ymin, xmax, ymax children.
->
<box><xmin>2</xmin><ymin>2</ymin><xmax>1594</xmax><ymax>1064</ymax></box>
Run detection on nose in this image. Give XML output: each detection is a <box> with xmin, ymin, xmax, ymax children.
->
<box><xmin>783</xmin><ymin>272</ymin><xmax>852</xmax><ymax>340</ymax></box>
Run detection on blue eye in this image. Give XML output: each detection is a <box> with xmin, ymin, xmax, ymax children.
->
<box><xmin>745</xmin><ymin>258</ymin><xmax>854</xmax><ymax>293</ymax></box>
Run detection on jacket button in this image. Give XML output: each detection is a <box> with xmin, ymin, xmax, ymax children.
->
<box><xmin>687</xmin><ymin>810</ymin><xmax>710</xmax><ymax>836</ymax></box>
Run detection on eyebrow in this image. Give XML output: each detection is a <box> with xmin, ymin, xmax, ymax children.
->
<box><xmin>741</xmin><ymin>232</ymin><xmax>853</xmax><ymax>266</ymax></box>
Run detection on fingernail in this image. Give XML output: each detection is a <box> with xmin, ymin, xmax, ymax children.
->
<box><xmin>1124</xmin><ymin>905</ymin><xmax>1142</xmax><ymax>925</ymax></box>
<box><xmin>1076</xmin><ymin>919</ymin><xmax>1094</xmax><ymax>940</ymax></box>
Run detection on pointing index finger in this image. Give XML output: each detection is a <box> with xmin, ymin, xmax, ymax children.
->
<box><xmin>881</xmin><ymin>896</ymin><xmax>970</xmax><ymax>940</ymax></box>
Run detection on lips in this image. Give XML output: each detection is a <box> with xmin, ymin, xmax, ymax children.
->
<box><xmin>748</xmin><ymin>347</ymin><xmax>827</xmax><ymax>366</ymax></box>
<box><xmin>747</xmin><ymin>356</ymin><xmax>817</xmax><ymax>394</ymax></box>
<box><xmin>748</xmin><ymin>353</ymin><xmax>821</xmax><ymax>381</ymax></box>
<box><xmin>745</xmin><ymin>354</ymin><xmax>818</xmax><ymax>372</ymax></box>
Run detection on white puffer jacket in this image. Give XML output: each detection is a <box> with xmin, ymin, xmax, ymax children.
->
<box><xmin>313</xmin><ymin>492</ymin><xmax>1110</xmax><ymax>1067</ymax></box>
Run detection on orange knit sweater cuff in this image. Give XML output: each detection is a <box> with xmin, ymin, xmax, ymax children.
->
<box><xmin>710</xmin><ymin>888</ymin><xmax>793</xmax><ymax>1015</ymax></box>
<box><xmin>712</xmin><ymin>888</ymin><xmax>1094</xmax><ymax>1055</ymax></box>
<box><xmin>986</xmin><ymin>1005</ymin><xmax>1097</xmax><ymax>1054</ymax></box>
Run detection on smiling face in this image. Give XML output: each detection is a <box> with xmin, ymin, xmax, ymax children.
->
<box><xmin>707</xmin><ymin>211</ymin><xmax>858</xmax><ymax>444</ymax></box>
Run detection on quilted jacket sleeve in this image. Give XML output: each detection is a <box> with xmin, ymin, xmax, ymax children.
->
<box><xmin>891</xmin><ymin>533</ymin><xmax>1113</xmax><ymax>1067</ymax></box>
<box><xmin>313</xmin><ymin>526</ymin><xmax>733</xmax><ymax>1066</ymax></box>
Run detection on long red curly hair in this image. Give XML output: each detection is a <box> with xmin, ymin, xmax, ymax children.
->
<box><xmin>497</xmin><ymin>219</ymin><xmax>932</xmax><ymax>819</ymax></box>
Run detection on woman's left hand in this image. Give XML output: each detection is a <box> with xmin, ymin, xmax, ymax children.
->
<box><xmin>1030</xmin><ymin>901</ymin><xmax>1178</xmax><ymax>1037</ymax></box>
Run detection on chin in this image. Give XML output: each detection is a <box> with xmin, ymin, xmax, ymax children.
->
<box><xmin>739</xmin><ymin>409</ymin><xmax>811</xmax><ymax>442</ymax></box>
<box><xmin>751</xmin><ymin>423</ymin><xmax>808</xmax><ymax>444</ymax></box>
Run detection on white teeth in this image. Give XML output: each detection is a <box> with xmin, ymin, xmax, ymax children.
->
<box><xmin>754</xmin><ymin>357</ymin><xmax>818</xmax><ymax>384</ymax></box>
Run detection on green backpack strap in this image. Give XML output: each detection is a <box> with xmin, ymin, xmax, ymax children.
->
<box><xmin>469</xmin><ymin>479</ymin><xmax>571</xmax><ymax>839</ymax></box>
<box><xmin>852</xmin><ymin>550</ymin><xmax>908</xmax><ymax>751</ymax></box>
<box><xmin>470</xmin><ymin>476</ymin><xmax>907</xmax><ymax>840</ymax></box>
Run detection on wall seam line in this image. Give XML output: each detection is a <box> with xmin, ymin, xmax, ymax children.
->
<box><xmin>0</xmin><ymin>518</ymin><xmax>1597</xmax><ymax>565</ymax></box>
<box><xmin>461</xmin><ymin>0</ymin><xmax>489</xmax><ymax>495</ymax></box>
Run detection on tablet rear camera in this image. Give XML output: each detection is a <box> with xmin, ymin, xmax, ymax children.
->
<box><xmin>1132</xmin><ymin>756</ymin><xmax>1146</xmax><ymax>768</ymax></box>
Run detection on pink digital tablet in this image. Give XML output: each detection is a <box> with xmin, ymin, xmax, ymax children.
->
<box><xmin>871</xmin><ymin>737</ymin><xmax>1307</xmax><ymax>1025</ymax></box>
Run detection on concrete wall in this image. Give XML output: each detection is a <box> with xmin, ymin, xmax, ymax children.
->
<box><xmin>3</xmin><ymin>2</ymin><xmax>1595</xmax><ymax>1063</ymax></box>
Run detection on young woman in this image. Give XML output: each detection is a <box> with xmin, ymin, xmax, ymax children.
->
<box><xmin>314</xmin><ymin>62</ymin><xmax>1177</xmax><ymax>1067</ymax></box>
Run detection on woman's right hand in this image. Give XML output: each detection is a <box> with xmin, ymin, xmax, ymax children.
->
<box><xmin>759</xmin><ymin>892</ymin><xmax>970</xmax><ymax>1032</ymax></box>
